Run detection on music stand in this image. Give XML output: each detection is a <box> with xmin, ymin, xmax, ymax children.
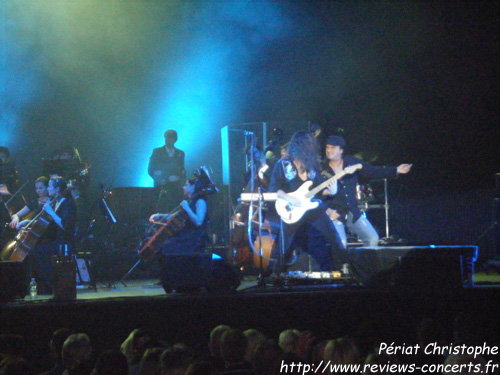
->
<box><xmin>97</xmin><ymin>191</ymin><xmax>119</xmax><ymax>288</ymax></box>
<box><xmin>74</xmin><ymin>219</ymin><xmax>97</xmax><ymax>291</ymax></box>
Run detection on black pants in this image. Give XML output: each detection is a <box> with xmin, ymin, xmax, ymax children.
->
<box><xmin>274</xmin><ymin>206</ymin><xmax>346</xmax><ymax>272</ymax></box>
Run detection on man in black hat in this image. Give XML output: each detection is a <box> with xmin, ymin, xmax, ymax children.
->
<box><xmin>322</xmin><ymin>135</ymin><xmax>412</xmax><ymax>248</ymax></box>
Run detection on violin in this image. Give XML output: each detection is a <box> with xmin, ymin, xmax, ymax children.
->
<box><xmin>137</xmin><ymin>166</ymin><xmax>217</xmax><ymax>262</ymax></box>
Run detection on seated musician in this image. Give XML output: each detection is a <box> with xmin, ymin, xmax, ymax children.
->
<box><xmin>148</xmin><ymin>170</ymin><xmax>214</xmax><ymax>292</ymax></box>
<box><xmin>9</xmin><ymin>176</ymin><xmax>50</xmax><ymax>230</ymax></box>
<box><xmin>29</xmin><ymin>176</ymin><xmax>77</xmax><ymax>294</ymax></box>
<box><xmin>268</xmin><ymin>131</ymin><xmax>346</xmax><ymax>272</ymax></box>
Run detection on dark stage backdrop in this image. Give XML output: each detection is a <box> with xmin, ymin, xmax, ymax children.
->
<box><xmin>1</xmin><ymin>1</ymin><xmax>499</xmax><ymax>253</ymax></box>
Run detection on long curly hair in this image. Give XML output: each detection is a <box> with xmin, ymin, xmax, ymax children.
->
<box><xmin>286</xmin><ymin>131</ymin><xmax>320</xmax><ymax>173</ymax></box>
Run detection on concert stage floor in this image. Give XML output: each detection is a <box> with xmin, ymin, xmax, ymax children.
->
<box><xmin>8</xmin><ymin>270</ymin><xmax>500</xmax><ymax>304</ymax></box>
<box><xmin>1</xmin><ymin>272</ymin><xmax>500</xmax><ymax>374</ymax></box>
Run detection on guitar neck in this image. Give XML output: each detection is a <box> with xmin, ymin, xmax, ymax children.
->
<box><xmin>305</xmin><ymin>171</ymin><xmax>347</xmax><ymax>199</ymax></box>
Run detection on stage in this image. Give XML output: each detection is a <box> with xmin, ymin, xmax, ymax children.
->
<box><xmin>1</xmin><ymin>244</ymin><xmax>500</xmax><ymax>374</ymax></box>
<box><xmin>6</xmin><ymin>270</ymin><xmax>500</xmax><ymax>303</ymax></box>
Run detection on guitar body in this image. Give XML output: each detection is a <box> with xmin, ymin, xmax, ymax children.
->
<box><xmin>274</xmin><ymin>164</ymin><xmax>363</xmax><ymax>224</ymax></box>
<box><xmin>275</xmin><ymin>181</ymin><xmax>320</xmax><ymax>224</ymax></box>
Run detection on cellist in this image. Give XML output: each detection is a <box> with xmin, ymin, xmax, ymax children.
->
<box><xmin>29</xmin><ymin>176</ymin><xmax>77</xmax><ymax>294</ymax></box>
<box><xmin>9</xmin><ymin>176</ymin><xmax>51</xmax><ymax>229</ymax></box>
<box><xmin>148</xmin><ymin>173</ymin><xmax>212</xmax><ymax>292</ymax></box>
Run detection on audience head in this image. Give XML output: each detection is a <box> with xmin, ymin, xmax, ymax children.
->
<box><xmin>61</xmin><ymin>333</ymin><xmax>92</xmax><ymax>371</ymax></box>
<box><xmin>160</xmin><ymin>343</ymin><xmax>193</xmax><ymax>375</ymax></box>
<box><xmin>243</xmin><ymin>329</ymin><xmax>266</xmax><ymax>362</ymax></box>
<box><xmin>323</xmin><ymin>337</ymin><xmax>361</xmax><ymax>365</ymax></box>
<box><xmin>120</xmin><ymin>328</ymin><xmax>156</xmax><ymax>367</ymax></box>
<box><xmin>251</xmin><ymin>339</ymin><xmax>283</xmax><ymax>375</ymax></box>
<box><xmin>49</xmin><ymin>328</ymin><xmax>72</xmax><ymax>363</ymax></box>
<box><xmin>278</xmin><ymin>329</ymin><xmax>300</xmax><ymax>354</ymax></box>
<box><xmin>209</xmin><ymin>325</ymin><xmax>231</xmax><ymax>358</ymax></box>
<box><xmin>220</xmin><ymin>328</ymin><xmax>248</xmax><ymax>365</ymax></box>
<box><xmin>138</xmin><ymin>347</ymin><xmax>164</xmax><ymax>375</ymax></box>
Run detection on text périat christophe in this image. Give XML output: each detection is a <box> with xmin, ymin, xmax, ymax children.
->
<box><xmin>379</xmin><ymin>342</ymin><xmax>498</xmax><ymax>359</ymax></box>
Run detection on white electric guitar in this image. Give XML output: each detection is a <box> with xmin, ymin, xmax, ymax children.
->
<box><xmin>275</xmin><ymin>164</ymin><xmax>362</xmax><ymax>224</ymax></box>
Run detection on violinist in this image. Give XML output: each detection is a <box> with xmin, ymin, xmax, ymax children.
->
<box><xmin>148</xmin><ymin>174</ymin><xmax>211</xmax><ymax>291</ymax></box>
<box><xmin>29</xmin><ymin>176</ymin><xmax>77</xmax><ymax>294</ymax></box>
<box><xmin>9</xmin><ymin>176</ymin><xmax>50</xmax><ymax>230</ymax></box>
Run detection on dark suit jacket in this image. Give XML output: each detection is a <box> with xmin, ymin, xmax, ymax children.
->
<box><xmin>148</xmin><ymin>146</ymin><xmax>185</xmax><ymax>187</ymax></box>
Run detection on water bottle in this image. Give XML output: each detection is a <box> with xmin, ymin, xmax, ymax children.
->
<box><xmin>341</xmin><ymin>263</ymin><xmax>350</xmax><ymax>276</ymax></box>
<box><xmin>29</xmin><ymin>278</ymin><xmax>38</xmax><ymax>299</ymax></box>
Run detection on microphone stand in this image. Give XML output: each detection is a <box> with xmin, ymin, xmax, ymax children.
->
<box><xmin>256</xmin><ymin>185</ymin><xmax>267</xmax><ymax>287</ymax></box>
<box><xmin>244</xmin><ymin>132</ymin><xmax>269</xmax><ymax>287</ymax></box>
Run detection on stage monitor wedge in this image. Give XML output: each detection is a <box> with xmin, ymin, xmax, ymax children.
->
<box><xmin>348</xmin><ymin>246</ymin><xmax>477</xmax><ymax>290</ymax></box>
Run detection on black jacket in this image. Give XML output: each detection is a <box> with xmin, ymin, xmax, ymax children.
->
<box><xmin>322</xmin><ymin>155</ymin><xmax>398</xmax><ymax>223</ymax></box>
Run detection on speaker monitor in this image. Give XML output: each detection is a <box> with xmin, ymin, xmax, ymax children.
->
<box><xmin>52</xmin><ymin>255</ymin><xmax>77</xmax><ymax>301</ymax></box>
<box><xmin>0</xmin><ymin>261</ymin><xmax>26</xmax><ymax>302</ymax></box>
<box><xmin>348</xmin><ymin>246</ymin><xmax>477</xmax><ymax>290</ymax></box>
<box><xmin>160</xmin><ymin>253</ymin><xmax>241</xmax><ymax>292</ymax></box>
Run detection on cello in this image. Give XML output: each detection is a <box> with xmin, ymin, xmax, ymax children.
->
<box><xmin>1</xmin><ymin>181</ymin><xmax>28</xmax><ymax>251</ymax></box>
<box><xmin>229</xmin><ymin>145</ymin><xmax>279</xmax><ymax>269</ymax></box>
<box><xmin>1</xmin><ymin>197</ymin><xmax>56</xmax><ymax>262</ymax></box>
<box><xmin>137</xmin><ymin>166</ymin><xmax>217</xmax><ymax>262</ymax></box>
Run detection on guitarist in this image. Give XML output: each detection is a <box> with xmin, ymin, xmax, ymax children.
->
<box><xmin>322</xmin><ymin>135</ymin><xmax>412</xmax><ymax>248</ymax></box>
<box><xmin>269</xmin><ymin>131</ymin><xmax>346</xmax><ymax>272</ymax></box>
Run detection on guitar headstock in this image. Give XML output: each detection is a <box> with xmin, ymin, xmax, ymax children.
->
<box><xmin>344</xmin><ymin>163</ymin><xmax>362</xmax><ymax>175</ymax></box>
